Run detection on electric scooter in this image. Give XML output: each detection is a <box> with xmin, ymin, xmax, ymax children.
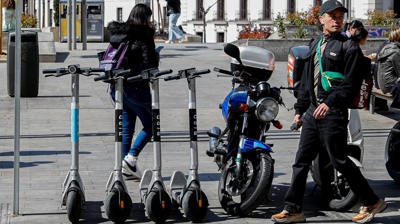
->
<box><xmin>127</xmin><ymin>68</ymin><xmax>173</xmax><ymax>223</ymax></box>
<box><xmin>163</xmin><ymin>68</ymin><xmax>210</xmax><ymax>222</ymax></box>
<box><xmin>94</xmin><ymin>68</ymin><xmax>134</xmax><ymax>223</ymax></box>
<box><xmin>43</xmin><ymin>64</ymin><xmax>105</xmax><ymax>223</ymax></box>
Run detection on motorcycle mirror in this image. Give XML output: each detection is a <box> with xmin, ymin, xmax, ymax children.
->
<box><xmin>224</xmin><ymin>43</ymin><xmax>242</xmax><ymax>65</ymax></box>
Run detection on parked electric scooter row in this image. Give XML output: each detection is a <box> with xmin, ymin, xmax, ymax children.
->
<box><xmin>42</xmin><ymin>65</ymin><xmax>210</xmax><ymax>223</ymax></box>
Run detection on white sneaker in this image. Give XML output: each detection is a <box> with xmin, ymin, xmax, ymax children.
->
<box><xmin>178</xmin><ymin>35</ymin><xmax>186</xmax><ymax>43</ymax></box>
<box><xmin>122</xmin><ymin>168</ymin><xmax>139</xmax><ymax>180</ymax></box>
<box><xmin>165</xmin><ymin>40</ymin><xmax>174</xmax><ymax>44</ymax></box>
<box><xmin>122</xmin><ymin>154</ymin><xmax>142</xmax><ymax>179</ymax></box>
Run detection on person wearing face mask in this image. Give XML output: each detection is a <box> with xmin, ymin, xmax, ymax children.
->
<box><xmin>271</xmin><ymin>1</ymin><xmax>387</xmax><ymax>223</ymax></box>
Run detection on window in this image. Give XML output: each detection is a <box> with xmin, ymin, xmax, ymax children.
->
<box><xmin>314</xmin><ymin>0</ymin><xmax>322</xmax><ymax>7</ymax></box>
<box><xmin>217</xmin><ymin>0</ymin><xmax>225</xmax><ymax>20</ymax></box>
<box><xmin>117</xmin><ymin>8</ymin><xmax>122</xmax><ymax>22</ymax></box>
<box><xmin>239</xmin><ymin>0</ymin><xmax>248</xmax><ymax>20</ymax></box>
<box><xmin>262</xmin><ymin>0</ymin><xmax>271</xmax><ymax>19</ymax></box>
<box><xmin>288</xmin><ymin>0</ymin><xmax>296</xmax><ymax>13</ymax></box>
<box><xmin>196</xmin><ymin>0</ymin><xmax>203</xmax><ymax>20</ymax></box>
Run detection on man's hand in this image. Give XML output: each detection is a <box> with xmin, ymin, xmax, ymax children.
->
<box><xmin>313</xmin><ymin>103</ymin><xmax>330</xmax><ymax>119</ymax></box>
<box><xmin>291</xmin><ymin>114</ymin><xmax>302</xmax><ymax>131</ymax></box>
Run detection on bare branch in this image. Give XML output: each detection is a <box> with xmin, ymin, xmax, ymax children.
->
<box><xmin>204</xmin><ymin>0</ymin><xmax>219</xmax><ymax>14</ymax></box>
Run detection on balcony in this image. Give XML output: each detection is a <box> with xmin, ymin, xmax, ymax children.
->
<box><xmin>192</xmin><ymin>10</ymin><xmax>203</xmax><ymax>21</ymax></box>
<box><xmin>213</xmin><ymin>10</ymin><xmax>226</xmax><ymax>21</ymax></box>
<box><xmin>258</xmin><ymin>9</ymin><xmax>271</xmax><ymax>20</ymax></box>
<box><xmin>235</xmin><ymin>10</ymin><xmax>249</xmax><ymax>21</ymax></box>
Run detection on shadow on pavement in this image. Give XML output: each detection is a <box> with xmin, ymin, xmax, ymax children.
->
<box><xmin>56</xmin><ymin>52</ymin><xmax>70</xmax><ymax>63</ymax></box>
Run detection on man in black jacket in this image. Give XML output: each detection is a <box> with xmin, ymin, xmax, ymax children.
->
<box><xmin>271</xmin><ymin>1</ymin><xmax>387</xmax><ymax>223</ymax></box>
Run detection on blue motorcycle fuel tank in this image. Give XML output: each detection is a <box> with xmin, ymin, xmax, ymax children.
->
<box><xmin>222</xmin><ymin>90</ymin><xmax>247</xmax><ymax>122</ymax></box>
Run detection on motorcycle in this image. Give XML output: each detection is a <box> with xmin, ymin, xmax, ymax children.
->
<box><xmin>385</xmin><ymin>120</ymin><xmax>400</xmax><ymax>182</ymax></box>
<box><xmin>288</xmin><ymin>46</ymin><xmax>365</xmax><ymax>211</ymax></box>
<box><xmin>206</xmin><ymin>43</ymin><xmax>291</xmax><ymax>216</ymax></box>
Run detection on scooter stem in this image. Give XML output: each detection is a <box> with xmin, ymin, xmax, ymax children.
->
<box><xmin>71</xmin><ymin>73</ymin><xmax>79</xmax><ymax>171</ymax></box>
<box><xmin>115</xmin><ymin>77</ymin><xmax>123</xmax><ymax>169</ymax></box>
<box><xmin>188</xmin><ymin>78</ymin><xmax>198</xmax><ymax>172</ymax></box>
<box><xmin>150</xmin><ymin>78</ymin><xmax>162</xmax><ymax>172</ymax></box>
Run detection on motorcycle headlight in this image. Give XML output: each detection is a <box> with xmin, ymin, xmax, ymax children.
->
<box><xmin>255</xmin><ymin>97</ymin><xmax>279</xmax><ymax>122</ymax></box>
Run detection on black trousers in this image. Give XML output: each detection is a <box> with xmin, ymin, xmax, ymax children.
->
<box><xmin>283</xmin><ymin>105</ymin><xmax>379</xmax><ymax>213</ymax></box>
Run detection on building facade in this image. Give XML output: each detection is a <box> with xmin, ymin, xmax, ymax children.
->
<box><xmin>33</xmin><ymin>0</ymin><xmax>399</xmax><ymax>43</ymax></box>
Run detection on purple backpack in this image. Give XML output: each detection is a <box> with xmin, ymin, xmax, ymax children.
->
<box><xmin>98</xmin><ymin>41</ymin><xmax>131</xmax><ymax>77</ymax></box>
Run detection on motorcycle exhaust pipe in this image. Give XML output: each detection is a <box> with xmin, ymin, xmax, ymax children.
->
<box><xmin>207</xmin><ymin>127</ymin><xmax>221</xmax><ymax>157</ymax></box>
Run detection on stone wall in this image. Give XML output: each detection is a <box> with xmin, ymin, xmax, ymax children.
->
<box><xmin>233</xmin><ymin>38</ymin><xmax>389</xmax><ymax>61</ymax></box>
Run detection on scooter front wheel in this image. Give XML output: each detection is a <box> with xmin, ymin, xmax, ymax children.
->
<box><xmin>385</xmin><ymin>121</ymin><xmax>400</xmax><ymax>182</ymax></box>
<box><xmin>145</xmin><ymin>189</ymin><xmax>171</xmax><ymax>223</ymax></box>
<box><xmin>182</xmin><ymin>188</ymin><xmax>209</xmax><ymax>222</ymax></box>
<box><xmin>66</xmin><ymin>190</ymin><xmax>82</xmax><ymax>223</ymax></box>
<box><xmin>104</xmin><ymin>182</ymin><xmax>132</xmax><ymax>223</ymax></box>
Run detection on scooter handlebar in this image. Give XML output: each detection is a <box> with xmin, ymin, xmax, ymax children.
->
<box><xmin>156</xmin><ymin>69</ymin><xmax>173</xmax><ymax>77</ymax></box>
<box><xmin>42</xmin><ymin>68</ymin><xmax>59</xmax><ymax>74</ymax></box>
<box><xmin>94</xmin><ymin>74</ymin><xmax>106</xmax><ymax>82</ymax></box>
<box><xmin>214</xmin><ymin>67</ymin><xmax>233</xmax><ymax>75</ymax></box>
<box><xmin>192</xmin><ymin>69</ymin><xmax>211</xmax><ymax>76</ymax></box>
<box><xmin>89</xmin><ymin>67</ymin><xmax>106</xmax><ymax>73</ymax></box>
<box><xmin>164</xmin><ymin>74</ymin><xmax>181</xmax><ymax>81</ymax></box>
<box><xmin>127</xmin><ymin>75</ymin><xmax>143</xmax><ymax>82</ymax></box>
<box><xmin>116</xmin><ymin>69</ymin><xmax>132</xmax><ymax>77</ymax></box>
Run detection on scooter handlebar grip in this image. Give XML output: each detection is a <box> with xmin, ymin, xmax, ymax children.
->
<box><xmin>164</xmin><ymin>74</ymin><xmax>180</xmax><ymax>81</ymax></box>
<box><xmin>193</xmin><ymin>69</ymin><xmax>211</xmax><ymax>76</ymax></box>
<box><xmin>127</xmin><ymin>75</ymin><xmax>143</xmax><ymax>82</ymax></box>
<box><xmin>156</xmin><ymin>69</ymin><xmax>173</xmax><ymax>76</ymax></box>
<box><xmin>116</xmin><ymin>69</ymin><xmax>132</xmax><ymax>77</ymax></box>
<box><xmin>94</xmin><ymin>75</ymin><xmax>105</xmax><ymax>81</ymax></box>
<box><xmin>90</xmin><ymin>68</ymin><xmax>106</xmax><ymax>72</ymax></box>
<box><xmin>214</xmin><ymin>67</ymin><xmax>232</xmax><ymax>75</ymax></box>
<box><xmin>42</xmin><ymin>69</ymin><xmax>59</xmax><ymax>74</ymax></box>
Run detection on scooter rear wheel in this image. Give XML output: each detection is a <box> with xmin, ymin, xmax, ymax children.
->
<box><xmin>385</xmin><ymin>121</ymin><xmax>400</xmax><ymax>182</ymax></box>
<box><xmin>182</xmin><ymin>188</ymin><xmax>209</xmax><ymax>222</ymax></box>
<box><xmin>66</xmin><ymin>190</ymin><xmax>81</xmax><ymax>223</ymax></box>
<box><xmin>145</xmin><ymin>189</ymin><xmax>171</xmax><ymax>223</ymax></box>
<box><xmin>104</xmin><ymin>182</ymin><xmax>132</xmax><ymax>223</ymax></box>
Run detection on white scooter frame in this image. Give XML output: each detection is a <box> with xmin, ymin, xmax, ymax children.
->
<box><xmin>164</xmin><ymin>68</ymin><xmax>210</xmax><ymax>222</ymax></box>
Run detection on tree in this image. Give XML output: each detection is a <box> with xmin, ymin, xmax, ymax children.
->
<box><xmin>198</xmin><ymin>0</ymin><xmax>219</xmax><ymax>43</ymax></box>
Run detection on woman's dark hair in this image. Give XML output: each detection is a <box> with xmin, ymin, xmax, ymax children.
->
<box><xmin>351</xmin><ymin>27</ymin><xmax>368</xmax><ymax>42</ymax></box>
<box><xmin>343</xmin><ymin>20</ymin><xmax>364</xmax><ymax>32</ymax></box>
<box><xmin>127</xmin><ymin>3</ymin><xmax>152</xmax><ymax>25</ymax></box>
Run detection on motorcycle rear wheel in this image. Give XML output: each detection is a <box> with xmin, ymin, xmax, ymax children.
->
<box><xmin>218</xmin><ymin>152</ymin><xmax>273</xmax><ymax>216</ymax></box>
<box><xmin>315</xmin><ymin>151</ymin><xmax>359</xmax><ymax>211</ymax></box>
<box><xmin>385</xmin><ymin>121</ymin><xmax>400</xmax><ymax>182</ymax></box>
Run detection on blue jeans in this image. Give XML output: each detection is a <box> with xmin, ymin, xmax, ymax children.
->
<box><xmin>168</xmin><ymin>13</ymin><xmax>184</xmax><ymax>41</ymax></box>
<box><xmin>110</xmin><ymin>85</ymin><xmax>152</xmax><ymax>158</ymax></box>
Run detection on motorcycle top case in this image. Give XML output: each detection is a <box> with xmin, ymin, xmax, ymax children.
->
<box><xmin>287</xmin><ymin>45</ymin><xmax>309</xmax><ymax>98</ymax></box>
<box><xmin>230</xmin><ymin>46</ymin><xmax>275</xmax><ymax>83</ymax></box>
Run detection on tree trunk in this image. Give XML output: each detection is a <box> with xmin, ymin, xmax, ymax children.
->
<box><xmin>203</xmin><ymin>13</ymin><xmax>206</xmax><ymax>43</ymax></box>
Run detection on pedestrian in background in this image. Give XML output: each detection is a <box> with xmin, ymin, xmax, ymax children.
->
<box><xmin>165</xmin><ymin>0</ymin><xmax>186</xmax><ymax>44</ymax></box>
<box><xmin>2</xmin><ymin>0</ymin><xmax>16</xmax><ymax>32</ymax></box>
<box><xmin>271</xmin><ymin>1</ymin><xmax>387</xmax><ymax>223</ymax></box>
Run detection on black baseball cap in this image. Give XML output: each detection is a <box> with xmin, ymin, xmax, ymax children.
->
<box><xmin>320</xmin><ymin>0</ymin><xmax>348</xmax><ymax>15</ymax></box>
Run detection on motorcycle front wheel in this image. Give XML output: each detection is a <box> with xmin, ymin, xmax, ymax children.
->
<box><xmin>218</xmin><ymin>152</ymin><xmax>273</xmax><ymax>216</ymax></box>
<box><xmin>385</xmin><ymin>121</ymin><xmax>400</xmax><ymax>182</ymax></box>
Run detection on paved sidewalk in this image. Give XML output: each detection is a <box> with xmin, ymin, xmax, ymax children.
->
<box><xmin>0</xmin><ymin>42</ymin><xmax>399</xmax><ymax>223</ymax></box>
